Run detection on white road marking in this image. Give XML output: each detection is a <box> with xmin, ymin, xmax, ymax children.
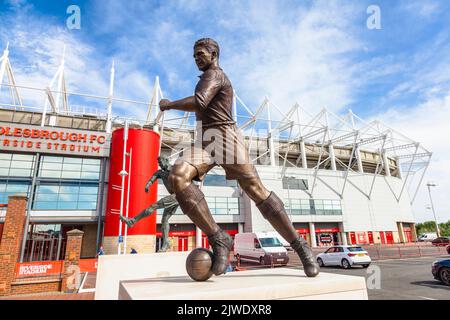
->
<box><xmin>418</xmin><ymin>296</ymin><xmax>437</xmax><ymax>300</ymax></box>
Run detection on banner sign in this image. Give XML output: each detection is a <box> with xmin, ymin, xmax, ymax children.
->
<box><xmin>315</xmin><ymin>228</ymin><xmax>340</xmax><ymax>233</ymax></box>
<box><xmin>15</xmin><ymin>261</ymin><xmax>63</xmax><ymax>278</ymax></box>
<box><xmin>79</xmin><ymin>259</ymin><xmax>98</xmax><ymax>273</ymax></box>
<box><xmin>0</xmin><ymin>122</ymin><xmax>111</xmax><ymax>157</ymax></box>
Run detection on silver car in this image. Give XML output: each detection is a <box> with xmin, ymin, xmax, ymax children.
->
<box><xmin>316</xmin><ymin>245</ymin><xmax>371</xmax><ymax>269</ymax></box>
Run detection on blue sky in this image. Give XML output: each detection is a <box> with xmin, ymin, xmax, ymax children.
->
<box><xmin>1</xmin><ymin>0</ymin><xmax>450</xmax><ymax>223</ymax></box>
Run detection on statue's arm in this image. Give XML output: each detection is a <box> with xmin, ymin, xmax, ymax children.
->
<box><xmin>145</xmin><ymin>171</ymin><xmax>161</xmax><ymax>192</ymax></box>
<box><xmin>160</xmin><ymin>96</ymin><xmax>197</xmax><ymax>112</ymax></box>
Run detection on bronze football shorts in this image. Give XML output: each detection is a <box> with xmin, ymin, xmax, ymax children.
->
<box><xmin>176</xmin><ymin>125</ymin><xmax>260</xmax><ymax>182</ymax></box>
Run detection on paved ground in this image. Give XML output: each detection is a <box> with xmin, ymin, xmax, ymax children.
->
<box><xmin>1</xmin><ymin>292</ymin><xmax>94</xmax><ymax>300</ymax></box>
<box><xmin>288</xmin><ymin>255</ymin><xmax>450</xmax><ymax>300</ymax></box>
<box><xmin>4</xmin><ymin>251</ymin><xmax>449</xmax><ymax>300</ymax></box>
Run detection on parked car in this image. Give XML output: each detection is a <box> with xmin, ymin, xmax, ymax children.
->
<box><xmin>418</xmin><ymin>233</ymin><xmax>438</xmax><ymax>242</ymax></box>
<box><xmin>316</xmin><ymin>245</ymin><xmax>371</xmax><ymax>269</ymax></box>
<box><xmin>431</xmin><ymin>237</ymin><xmax>450</xmax><ymax>246</ymax></box>
<box><xmin>234</xmin><ymin>232</ymin><xmax>289</xmax><ymax>266</ymax></box>
<box><xmin>432</xmin><ymin>259</ymin><xmax>450</xmax><ymax>286</ymax></box>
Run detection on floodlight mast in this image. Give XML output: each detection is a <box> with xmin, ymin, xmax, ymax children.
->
<box><xmin>426</xmin><ymin>182</ymin><xmax>440</xmax><ymax>237</ymax></box>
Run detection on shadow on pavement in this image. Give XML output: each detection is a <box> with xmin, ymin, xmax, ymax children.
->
<box><xmin>410</xmin><ymin>280</ymin><xmax>450</xmax><ymax>290</ymax></box>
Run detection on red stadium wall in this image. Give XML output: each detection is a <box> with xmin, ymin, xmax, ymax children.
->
<box><xmin>104</xmin><ymin>128</ymin><xmax>160</xmax><ymax>239</ymax></box>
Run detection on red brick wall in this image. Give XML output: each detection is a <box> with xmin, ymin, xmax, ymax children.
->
<box><xmin>0</xmin><ymin>223</ymin><xmax>4</xmax><ymax>243</ymax></box>
<box><xmin>61</xmin><ymin>229</ymin><xmax>84</xmax><ymax>293</ymax></box>
<box><xmin>11</xmin><ymin>280</ymin><xmax>61</xmax><ymax>295</ymax></box>
<box><xmin>0</xmin><ymin>195</ymin><xmax>27</xmax><ymax>296</ymax></box>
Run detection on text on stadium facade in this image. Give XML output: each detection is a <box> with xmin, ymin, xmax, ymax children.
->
<box><xmin>0</xmin><ymin>122</ymin><xmax>111</xmax><ymax>157</ymax></box>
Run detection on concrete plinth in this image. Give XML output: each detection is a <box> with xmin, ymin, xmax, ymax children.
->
<box><xmin>118</xmin><ymin>268</ymin><xmax>368</xmax><ymax>300</ymax></box>
<box><xmin>95</xmin><ymin>251</ymin><xmax>190</xmax><ymax>300</ymax></box>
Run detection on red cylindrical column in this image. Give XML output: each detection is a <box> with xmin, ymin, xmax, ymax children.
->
<box><xmin>103</xmin><ymin>128</ymin><xmax>160</xmax><ymax>254</ymax></box>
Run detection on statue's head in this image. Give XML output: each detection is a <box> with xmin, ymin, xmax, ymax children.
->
<box><xmin>193</xmin><ymin>38</ymin><xmax>220</xmax><ymax>72</ymax></box>
<box><xmin>158</xmin><ymin>156</ymin><xmax>170</xmax><ymax>170</ymax></box>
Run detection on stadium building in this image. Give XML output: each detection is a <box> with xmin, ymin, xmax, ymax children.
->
<box><xmin>0</xmin><ymin>46</ymin><xmax>432</xmax><ymax>260</ymax></box>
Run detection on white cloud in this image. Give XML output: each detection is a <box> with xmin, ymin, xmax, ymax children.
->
<box><xmin>219</xmin><ymin>1</ymin><xmax>366</xmax><ymax>116</ymax></box>
<box><xmin>377</xmin><ymin>93</ymin><xmax>450</xmax><ymax>223</ymax></box>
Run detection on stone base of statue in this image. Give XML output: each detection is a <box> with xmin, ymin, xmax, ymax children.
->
<box><xmin>118</xmin><ymin>266</ymin><xmax>368</xmax><ymax>300</ymax></box>
<box><xmin>95</xmin><ymin>251</ymin><xmax>190</xmax><ymax>300</ymax></box>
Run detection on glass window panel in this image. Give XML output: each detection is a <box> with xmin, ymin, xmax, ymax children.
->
<box><xmin>228</xmin><ymin>203</ymin><xmax>239</xmax><ymax>209</ymax></box>
<box><xmin>80</xmin><ymin>171</ymin><xmax>99</xmax><ymax>179</ymax></box>
<box><xmin>61</xmin><ymin>171</ymin><xmax>81</xmax><ymax>179</ymax></box>
<box><xmin>215</xmin><ymin>208</ymin><xmax>228</xmax><ymax>215</ymax></box>
<box><xmin>37</xmin><ymin>184</ymin><xmax>59</xmax><ymax>193</ymax></box>
<box><xmin>82</xmin><ymin>165</ymin><xmax>100</xmax><ymax>172</ymax></box>
<box><xmin>59</xmin><ymin>185</ymin><xmax>79</xmax><ymax>194</ymax></box>
<box><xmin>10</xmin><ymin>161</ymin><xmax>33</xmax><ymax>169</ymax></box>
<box><xmin>226</xmin><ymin>180</ymin><xmax>238</xmax><ymax>187</ymax></box>
<box><xmin>40</xmin><ymin>170</ymin><xmax>61</xmax><ymax>178</ymax></box>
<box><xmin>57</xmin><ymin>202</ymin><xmax>78</xmax><ymax>210</ymax></box>
<box><xmin>34</xmin><ymin>202</ymin><xmax>57</xmax><ymax>210</ymax></box>
<box><xmin>314</xmin><ymin>200</ymin><xmax>324</xmax><ymax>209</ymax></box>
<box><xmin>63</xmin><ymin>157</ymin><xmax>82</xmax><ymax>164</ymax></box>
<box><xmin>7</xmin><ymin>182</ymin><xmax>29</xmax><ymax>192</ymax></box>
<box><xmin>43</xmin><ymin>156</ymin><xmax>63</xmax><ymax>163</ymax></box>
<box><xmin>216</xmin><ymin>202</ymin><xmax>227</xmax><ymax>209</ymax></box>
<box><xmin>78</xmin><ymin>194</ymin><xmax>97</xmax><ymax>202</ymax></box>
<box><xmin>82</xmin><ymin>159</ymin><xmax>100</xmax><ymax>165</ymax></box>
<box><xmin>0</xmin><ymin>160</ymin><xmax>11</xmax><ymax>168</ymax></box>
<box><xmin>12</xmin><ymin>154</ymin><xmax>34</xmax><ymax>161</ymax></box>
<box><xmin>0</xmin><ymin>168</ymin><xmax>9</xmax><ymax>176</ymax></box>
<box><xmin>0</xmin><ymin>154</ymin><xmax>12</xmax><ymax>160</ymax></box>
<box><xmin>41</xmin><ymin>162</ymin><xmax>62</xmax><ymax>170</ymax></box>
<box><xmin>9</xmin><ymin>169</ymin><xmax>32</xmax><ymax>177</ymax></box>
<box><xmin>62</xmin><ymin>163</ymin><xmax>82</xmax><ymax>171</ymax></box>
<box><xmin>215</xmin><ymin>198</ymin><xmax>227</xmax><ymax>203</ymax></box>
<box><xmin>0</xmin><ymin>183</ymin><xmax>6</xmax><ymax>192</ymax></box>
<box><xmin>324</xmin><ymin>201</ymin><xmax>333</xmax><ymax>210</ymax></box>
<box><xmin>79</xmin><ymin>186</ymin><xmax>98</xmax><ymax>194</ymax></box>
<box><xmin>77</xmin><ymin>202</ymin><xmax>97</xmax><ymax>210</ymax></box>
<box><xmin>35</xmin><ymin>193</ymin><xmax>58</xmax><ymax>201</ymax></box>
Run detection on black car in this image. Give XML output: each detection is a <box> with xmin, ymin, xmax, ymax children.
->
<box><xmin>431</xmin><ymin>237</ymin><xmax>450</xmax><ymax>246</ymax></box>
<box><xmin>432</xmin><ymin>259</ymin><xmax>450</xmax><ymax>286</ymax></box>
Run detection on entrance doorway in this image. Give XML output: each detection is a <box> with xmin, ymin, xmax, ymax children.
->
<box><xmin>178</xmin><ymin>236</ymin><xmax>189</xmax><ymax>252</ymax></box>
<box><xmin>385</xmin><ymin>231</ymin><xmax>394</xmax><ymax>244</ymax></box>
<box><xmin>368</xmin><ymin>232</ymin><xmax>374</xmax><ymax>244</ymax></box>
<box><xmin>202</xmin><ymin>236</ymin><xmax>209</xmax><ymax>249</ymax></box>
<box><xmin>379</xmin><ymin>231</ymin><xmax>386</xmax><ymax>244</ymax></box>
<box><xmin>349</xmin><ymin>232</ymin><xmax>356</xmax><ymax>245</ymax></box>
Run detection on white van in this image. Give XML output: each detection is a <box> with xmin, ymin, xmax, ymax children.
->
<box><xmin>418</xmin><ymin>232</ymin><xmax>438</xmax><ymax>242</ymax></box>
<box><xmin>234</xmin><ymin>232</ymin><xmax>289</xmax><ymax>266</ymax></box>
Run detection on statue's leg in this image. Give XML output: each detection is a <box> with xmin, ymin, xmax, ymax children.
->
<box><xmin>120</xmin><ymin>201</ymin><xmax>163</xmax><ymax>228</ymax></box>
<box><xmin>237</xmin><ymin>176</ymin><xmax>320</xmax><ymax>277</ymax></box>
<box><xmin>159</xmin><ymin>204</ymin><xmax>177</xmax><ymax>252</ymax></box>
<box><xmin>169</xmin><ymin>161</ymin><xmax>233</xmax><ymax>276</ymax></box>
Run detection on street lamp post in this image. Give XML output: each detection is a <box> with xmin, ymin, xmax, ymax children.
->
<box><xmin>426</xmin><ymin>182</ymin><xmax>440</xmax><ymax>237</ymax></box>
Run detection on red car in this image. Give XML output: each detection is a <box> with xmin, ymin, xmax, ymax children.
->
<box><xmin>431</xmin><ymin>237</ymin><xmax>450</xmax><ymax>246</ymax></box>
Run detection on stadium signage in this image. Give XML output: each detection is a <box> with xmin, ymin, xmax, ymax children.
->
<box><xmin>0</xmin><ymin>122</ymin><xmax>110</xmax><ymax>157</ymax></box>
<box><xmin>15</xmin><ymin>261</ymin><xmax>63</xmax><ymax>278</ymax></box>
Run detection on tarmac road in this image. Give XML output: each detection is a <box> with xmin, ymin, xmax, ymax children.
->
<box><xmin>289</xmin><ymin>255</ymin><xmax>450</xmax><ymax>300</ymax></box>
